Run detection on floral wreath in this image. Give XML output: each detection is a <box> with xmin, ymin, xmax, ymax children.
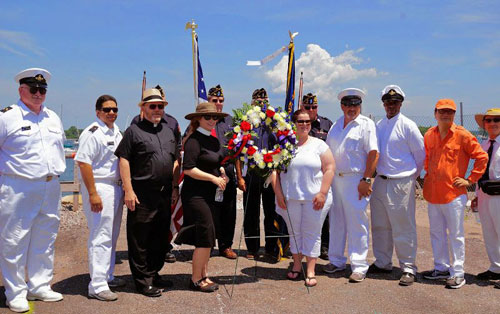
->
<box><xmin>223</xmin><ymin>101</ymin><xmax>297</xmax><ymax>177</ymax></box>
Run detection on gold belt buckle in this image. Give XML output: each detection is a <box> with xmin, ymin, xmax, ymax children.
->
<box><xmin>338</xmin><ymin>172</ymin><xmax>344</xmax><ymax>177</ymax></box>
<box><xmin>46</xmin><ymin>176</ymin><xmax>53</xmax><ymax>182</ymax></box>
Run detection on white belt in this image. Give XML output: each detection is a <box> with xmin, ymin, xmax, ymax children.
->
<box><xmin>335</xmin><ymin>172</ymin><xmax>361</xmax><ymax>177</ymax></box>
<box><xmin>94</xmin><ymin>178</ymin><xmax>122</xmax><ymax>186</ymax></box>
<box><xmin>2</xmin><ymin>173</ymin><xmax>59</xmax><ymax>182</ymax></box>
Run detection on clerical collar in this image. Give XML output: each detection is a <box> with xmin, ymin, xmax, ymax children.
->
<box><xmin>197</xmin><ymin>127</ymin><xmax>211</xmax><ymax>136</ymax></box>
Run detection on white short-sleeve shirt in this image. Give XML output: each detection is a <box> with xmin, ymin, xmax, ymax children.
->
<box><xmin>326</xmin><ymin>114</ymin><xmax>378</xmax><ymax>174</ymax></box>
<box><xmin>376</xmin><ymin>113</ymin><xmax>425</xmax><ymax>178</ymax></box>
<box><xmin>0</xmin><ymin>100</ymin><xmax>66</xmax><ymax>179</ymax></box>
<box><xmin>280</xmin><ymin>137</ymin><xmax>332</xmax><ymax>201</ymax></box>
<box><xmin>75</xmin><ymin>119</ymin><xmax>122</xmax><ymax>180</ymax></box>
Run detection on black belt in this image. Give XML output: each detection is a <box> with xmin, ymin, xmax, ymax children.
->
<box><xmin>379</xmin><ymin>175</ymin><xmax>389</xmax><ymax>180</ymax></box>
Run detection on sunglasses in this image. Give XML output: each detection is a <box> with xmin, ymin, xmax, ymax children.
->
<box><xmin>437</xmin><ymin>109</ymin><xmax>455</xmax><ymax>114</ymax></box>
<box><xmin>101</xmin><ymin>107</ymin><xmax>118</xmax><ymax>113</ymax></box>
<box><xmin>484</xmin><ymin>117</ymin><xmax>500</xmax><ymax>123</ymax></box>
<box><xmin>304</xmin><ymin>105</ymin><xmax>318</xmax><ymax>110</ymax></box>
<box><xmin>24</xmin><ymin>86</ymin><xmax>47</xmax><ymax>95</ymax></box>
<box><xmin>210</xmin><ymin>99</ymin><xmax>224</xmax><ymax>103</ymax></box>
<box><xmin>203</xmin><ymin>115</ymin><xmax>219</xmax><ymax>121</ymax></box>
<box><xmin>296</xmin><ymin>119</ymin><xmax>311</xmax><ymax>125</ymax></box>
<box><xmin>148</xmin><ymin>104</ymin><xmax>164</xmax><ymax>110</ymax></box>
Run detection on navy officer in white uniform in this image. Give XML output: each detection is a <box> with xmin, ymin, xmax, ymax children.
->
<box><xmin>369</xmin><ymin>85</ymin><xmax>425</xmax><ymax>286</ymax></box>
<box><xmin>75</xmin><ymin>95</ymin><xmax>124</xmax><ymax>301</ymax></box>
<box><xmin>323</xmin><ymin>88</ymin><xmax>379</xmax><ymax>283</ymax></box>
<box><xmin>0</xmin><ymin>68</ymin><xmax>65</xmax><ymax>312</ymax></box>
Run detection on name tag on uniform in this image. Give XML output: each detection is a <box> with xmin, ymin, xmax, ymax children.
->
<box><xmin>21</xmin><ymin>126</ymin><xmax>31</xmax><ymax>131</ymax></box>
<box><xmin>107</xmin><ymin>141</ymin><xmax>114</xmax><ymax>146</ymax></box>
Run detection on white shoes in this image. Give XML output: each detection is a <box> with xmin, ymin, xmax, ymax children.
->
<box><xmin>27</xmin><ymin>289</ymin><xmax>63</xmax><ymax>302</ymax></box>
<box><xmin>6</xmin><ymin>298</ymin><xmax>30</xmax><ymax>313</ymax></box>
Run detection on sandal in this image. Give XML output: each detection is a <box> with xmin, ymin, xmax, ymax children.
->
<box><xmin>305</xmin><ymin>276</ymin><xmax>317</xmax><ymax>287</ymax></box>
<box><xmin>287</xmin><ymin>270</ymin><xmax>302</xmax><ymax>281</ymax></box>
<box><xmin>202</xmin><ymin>277</ymin><xmax>219</xmax><ymax>290</ymax></box>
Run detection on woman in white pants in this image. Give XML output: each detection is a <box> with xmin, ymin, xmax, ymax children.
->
<box><xmin>272</xmin><ymin>109</ymin><xmax>335</xmax><ymax>287</ymax></box>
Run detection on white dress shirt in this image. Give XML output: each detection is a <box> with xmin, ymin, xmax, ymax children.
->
<box><xmin>75</xmin><ymin>119</ymin><xmax>122</xmax><ymax>180</ymax></box>
<box><xmin>326</xmin><ymin>114</ymin><xmax>378</xmax><ymax>174</ymax></box>
<box><xmin>0</xmin><ymin>100</ymin><xmax>66</xmax><ymax>179</ymax></box>
<box><xmin>481</xmin><ymin>134</ymin><xmax>500</xmax><ymax>180</ymax></box>
<box><xmin>376</xmin><ymin>113</ymin><xmax>425</xmax><ymax>178</ymax></box>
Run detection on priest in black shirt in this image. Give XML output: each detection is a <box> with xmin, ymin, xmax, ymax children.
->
<box><xmin>115</xmin><ymin>88</ymin><xmax>179</xmax><ymax>297</ymax></box>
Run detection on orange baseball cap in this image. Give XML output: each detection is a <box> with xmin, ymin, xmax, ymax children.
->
<box><xmin>435</xmin><ymin>99</ymin><xmax>457</xmax><ymax>111</ymax></box>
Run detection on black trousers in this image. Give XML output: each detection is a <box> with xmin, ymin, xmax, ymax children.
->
<box><xmin>127</xmin><ymin>187</ymin><xmax>171</xmax><ymax>290</ymax></box>
<box><xmin>321</xmin><ymin>213</ymin><xmax>330</xmax><ymax>250</ymax></box>
<box><xmin>212</xmin><ymin>179</ymin><xmax>237</xmax><ymax>251</ymax></box>
<box><xmin>243</xmin><ymin>173</ymin><xmax>281</xmax><ymax>254</ymax></box>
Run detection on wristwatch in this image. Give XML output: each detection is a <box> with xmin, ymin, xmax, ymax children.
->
<box><xmin>360</xmin><ymin>177</ymin><xmax>372</xmax><ymax>184</ymax></box>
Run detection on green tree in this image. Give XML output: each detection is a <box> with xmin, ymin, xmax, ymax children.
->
<box><xmin>65</xmin><ymin>126</ymin><xmax>82</xmax><ymax>139</ymax></box>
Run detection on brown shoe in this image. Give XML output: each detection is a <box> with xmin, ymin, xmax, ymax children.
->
<box><xmin>220</xmin><ymin>248</ymin><xmax>237</xmax><ymax>259</ymax></box>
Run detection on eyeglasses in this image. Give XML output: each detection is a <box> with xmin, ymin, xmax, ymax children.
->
<box><xmin>484</xmin><ymin>117</ymin><xmax>500</xmax><ymax>123</ymax></box>
<box><xmin>437</xmin><ymin>109</ymin><xmax>455</xmax><ymax>114</ymax></box>
<box><xmin>101</xmin><ymin>107</ymin><xmax>118</xmax><ymax>113</ymax></box>
<box><xmin>210</xmin><ymin>99</ymin><xmax>224</xmax><ymax>104</ymax></box>
<box><xmin>24</xmin><ymin>86</ymin><xmax>47</xmax><ymax>95</ymax></box>
<box><xmin>296</xmin><ymin>119</ymin><xmax>311</xmax><ymax>125</ymax></box>
<box><xmin>148</xmin><ymin>104</ymin><xmax>164</xmax><ymax>110</ymax></box>
<box><xmin>203</xmin><ymin>115</ymin><xmax>219</xmax><ymax>121</ymax></box>
<box><xmin>304</xmin><ymin>105</ymin><xmax>318</xmax><ymax>110</ymax></box>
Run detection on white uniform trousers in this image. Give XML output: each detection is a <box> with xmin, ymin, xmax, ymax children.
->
<box><xmin>0</xmin><ymin>175</ymin><xmax>61</xmax><ymax>302</ymax></box>
<box><xmin>370</xmin><ymin>176</ymin><xmax>417</xmax><ymax>274</ymax></box>
<box><xmin>477</xmin><ymin>190</ymin><xmax>500</xmax><ymax>273</ymax></box>
<box><xmin>82</xmin><ymin>181</ymin><xmax>123</xmax><ymax>294</ymax></box>
<box><xmin>277</xmin><ymin>197</ymin><xmax>331</xmax><ymax>257</ymax></box>
<box><xmin>328</xmin><ymin>174</ymin><xmax>370</xmax><ymax>274</ymax></box>
<box><xmin>427</xmin><ymin>194</ymin><xmax>467</xmax><ymax>277</ymax></box>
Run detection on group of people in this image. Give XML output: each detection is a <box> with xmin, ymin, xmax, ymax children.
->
<box><xmin>0</xmin><ymin>67</ymin><xmax>499</xmax><ymax>312</ymax></box>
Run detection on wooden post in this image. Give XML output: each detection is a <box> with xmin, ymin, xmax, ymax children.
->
<box><xmin>73</xmin><ymin>159</ymin><xmax>79</xmax><ymax>211</ymax></box>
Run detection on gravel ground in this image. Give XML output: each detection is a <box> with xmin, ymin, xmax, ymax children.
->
<box><xmin>1</xmin><ymin>191</ymin><xmax>498</xmax><ymax>314</ymax></box>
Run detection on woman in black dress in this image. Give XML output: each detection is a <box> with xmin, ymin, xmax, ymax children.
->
<box><xmin>176</xmin><ymin>102</ymin><xmax>228</xmax><ymax>292</ymax></box>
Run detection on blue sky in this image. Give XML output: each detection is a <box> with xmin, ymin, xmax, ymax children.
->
<box><xmin>1</xmin><ymin>0</ymin><xmax>499</xmax><ymax>130</ymax></box>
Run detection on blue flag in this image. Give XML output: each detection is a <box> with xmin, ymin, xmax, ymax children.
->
<box><xmin>196</xmin><ymin>35</ymin><xmax>207</xmax><ymax>102</ymax></box>
<box><xmin>284</xmin><ymin>42</ymin><xmax>295</xmax><ymax>115</ymax></box>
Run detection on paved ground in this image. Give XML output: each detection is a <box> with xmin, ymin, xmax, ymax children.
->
<box><xmin>1</xmin><ymin>192</ymin><xmax>499</xmax><ymax>314</ymax></box>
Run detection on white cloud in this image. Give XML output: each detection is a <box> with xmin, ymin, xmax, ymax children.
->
<box><xmin>264</xmin><ymin>44</ymin><xmax>380</xmax><ymax>101</ymax></box>
<box><xmin>0</xmin><ymin>29</ymin><xmax>46</xmax><ymax>56</ymax></box>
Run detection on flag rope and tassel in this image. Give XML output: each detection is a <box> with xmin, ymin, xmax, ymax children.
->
<box><xmin>298</xmin><ymin>72</ymin><xmax>304</xmax><ymax>110</ymax></box>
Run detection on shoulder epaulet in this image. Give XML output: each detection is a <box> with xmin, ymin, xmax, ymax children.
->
<box><xmin>0</xmin><ymin>106</ymin><xmax>13</xmax><ymax>113</ymax></box>
<box><xmin>89</xmin><ymin>126</ymin><xmax>99</xmax><ymax>133</ymax></box>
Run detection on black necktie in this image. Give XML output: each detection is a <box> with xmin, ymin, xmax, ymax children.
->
<box><xmin>480</xmin><ymin>139</ymin><xmax>495</xmax><ymax>183</ymax></box>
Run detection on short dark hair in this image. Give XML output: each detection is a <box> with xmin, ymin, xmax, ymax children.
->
<box><xmin>291</xmin><ymin>108</ymin><xmax>311</xmax><ymax>123</ymax></box>
<box><xmin>95</xmin><ymin>95</ymin><xmax>117</xmax><ymax>111</ymax></box>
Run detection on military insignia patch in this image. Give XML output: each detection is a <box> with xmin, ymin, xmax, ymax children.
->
<box><xmin>35</xmin><ymin>74</ymin><xmax>44</xmax><ymax>82</ymax></box>
<box><xmin>0</xmin><ymin>106</ymin><xmax>12</xmax><ymax>113</ymax></box>
<box><xmin>21</xmin><ymin>126</ymin><xmax>31</xmax><ymax>131</ymax></box>
<box><xmin>89</xmin><ymin>126</ymin><xmax>99</xmax><ymax>133</ymax></box>
<box><xmin>388</xmin><ymin>89</ymin><xmax>396</xmax><ymax>95</ymax></box>
<box><xmin>107</xmin><ymin>141</ymin><xmax>114</xmax><ymax>146</ymax></box>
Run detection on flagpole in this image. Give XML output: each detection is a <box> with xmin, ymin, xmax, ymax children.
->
<box><xmin>186</xmin><ymin>20</ymin><xmax>198</xmax><ymax>107</ymax></box>
<box><xmin>298</xmin><ymin>71</ymin><xmax>304</xmax><ymax>109</ymax></box>
<box><xmin>141</xmin><ymin>70</ymin><xmax>146</xmax><ymax>99</ymax></box>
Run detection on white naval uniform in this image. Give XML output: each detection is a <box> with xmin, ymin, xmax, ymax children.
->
<box><xmin>75</xmin><ymin>119</ymin><xmax>123</xmax><ymax>295</ymax></box>
<box><xmin>326</xmin><ymin>114</ymin><xmax>378</xmax><ymax>274</ymax></box>
<box><xmin>370</xmin><ymin>113</ymin><xmax>425</xmax><ymax>274</ymax></box>
<box><xmin>477</xmin><ymin>135</ymin><xmax>500</xmax><ymax>274</ymax></box>
<box><xmin>0</xmin><ymin>101</ymin><xmax>65</xmax><ymax>303</ymax></box>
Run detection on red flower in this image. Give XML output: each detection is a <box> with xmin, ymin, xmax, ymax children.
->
<box><xmin>263</xmin><ymin>153</ymin><xmax>273</xmax><ymax>163</ymax></box>
<box><xmin>266</xmin><ymin>109</ymin><xmax>275</xmax><ymax>118</ymax></box>
<box><xmin>274</xmin><ymin>148</ymin><xmax>281</xmax><ymax>154</ymax></box>
<box><xmin>247</xmin><ymin>146</ymin><xmax>256</xmax><ymax>156</ymax></box>
<box><xmin>228</xmin><ymin>139</ymin><xmax>235</xmax><ymax>150</ymax></box>
<box><xmin>240</xmin><ymin>121</ymin><xmax>251</xmax><ymax>132</ymax></box>
<box><xmin>232</xmin><ymin>133</ymin><xmax>237</xmax><ymax>139</ymax></box>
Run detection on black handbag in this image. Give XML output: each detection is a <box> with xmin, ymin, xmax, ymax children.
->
<box><xmin>480</xmin><ymin>180</ymin><xmax>500</xmax><ymax>196</ymax></box>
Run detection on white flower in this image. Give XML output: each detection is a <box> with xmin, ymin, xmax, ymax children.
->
<box><xmin>234</xmin><ymin>125</ymin><xmax>241</xmax><ymax>133</ymax></box>
<box><xmin>242</xmin><ymin>115</ymin><xmax>248</xmax><ymax>121</ymax></box>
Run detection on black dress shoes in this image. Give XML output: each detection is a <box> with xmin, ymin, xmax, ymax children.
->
<box><xmin>153</xmin><ymin>276</ymin><xmax>174</xmax><ymax>288</ymax></box>
<box><xmin>141</xmin><ymin>285</ymin><xmax>162</xmax><ymax>297</ymax></box>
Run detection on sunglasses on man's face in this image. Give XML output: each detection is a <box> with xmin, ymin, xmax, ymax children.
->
<box><xmin>304</xmin><ymin>105</ymin><xmax>318</xmax><ymax>110</ymax></box>
<box><xmin>25</xmin><ymin>86</ymin><xmax>47</xmax><ymax>95</ymax></box>
<box><xmin>437</xmin><ymin>109</ymin><xmax>455</xmax><ymax>115</ymax></box>
<box><xmin>101</xmin><ymin>107</ymin><xmax>118</xmax><ymax>113</ymax></box>
<box><xmin>296</xmin><ymin>119</ymin><xmax>311</xmax><ymax>125</ymax></box>
<box><xmin>484</xmin><ymin>117</ymin><xmax>500</xmax><ymax>123</ymax></box>
<box><xmin>148</xmin><ymin>104</ymin><xmax>164</xmax><ymax>110</ymax></box>
<box><xmin>202</xmin><ymin>115</ymin><xmax>219</xmax><ymax>121</ymax></box>
<box><xmin>210</xmin><ymin>99</ymin><xmax>224</xmax><ymax>104</ymax></box>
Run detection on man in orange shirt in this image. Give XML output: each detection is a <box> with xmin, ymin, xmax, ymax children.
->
<box><xmin>422</xmin><ymin>99</ymin><xmax>488</xmax><ymax>289</ymax></box>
